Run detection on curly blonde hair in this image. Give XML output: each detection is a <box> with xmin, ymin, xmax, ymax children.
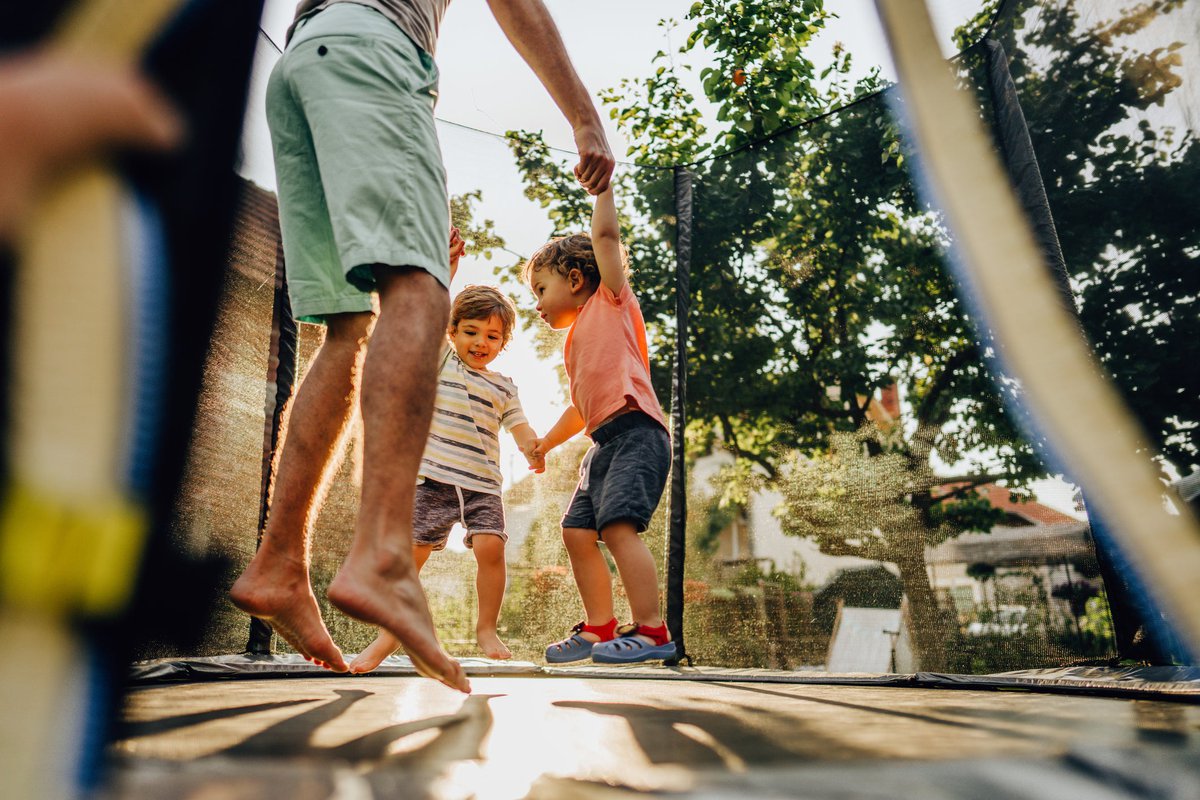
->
<box><xmin>522</xmin><ymin>233</ymin><xmax>628</xmax><ymax>289</ymax></box>
<box><xmin>450</xmin><ymin>285</ymin><xmax>518</xmax><ymax>346</ymax></box>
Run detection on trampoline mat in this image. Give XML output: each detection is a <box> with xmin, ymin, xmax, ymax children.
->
<box><xmin>103</xmin><ymin>673</ymin><xmax>1200</xmax><ymax>799</ymax></box>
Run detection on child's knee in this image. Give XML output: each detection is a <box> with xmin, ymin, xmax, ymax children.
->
<box><xmin>562</xmin><ymin>526</ymin><xmax>599</xmax><ymax>553</ymax></box>
<box><xmin>470</xmin><ymin>532</ymin><xmax>505</xmax><ymax>562</ymax></box>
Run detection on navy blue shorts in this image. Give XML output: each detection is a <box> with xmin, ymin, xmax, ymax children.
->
<box><xmin>561</xmin><ymin>411</ymin><xmax>670</xmax><ymax>535</ymax></box>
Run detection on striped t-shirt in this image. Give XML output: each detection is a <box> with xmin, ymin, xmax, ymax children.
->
<box><xmin>419</xmin><ymin>348</ymin><xmax>528</xmax><ymax>495</ymax></box>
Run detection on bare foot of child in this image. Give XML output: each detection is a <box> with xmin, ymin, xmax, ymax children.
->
<box><xmin>230</xmin><ymin>551</ymin><xmax>348</xmax><ymax>672</ymax></box>
<box><xmin>328</xmin><ymin>552</ymin><xmax>470</xmax><ymax>693</ymax></box>
<box><xmin>349</xmin><ymin>631</ymin><xmax>400</xmax><ymax>674</ymax></box>
<box><xmin>476</xmin><ymin>628</ymin><xmax>512</xmax><ymax>660</ymax></box>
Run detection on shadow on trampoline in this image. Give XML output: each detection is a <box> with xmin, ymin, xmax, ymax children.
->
<box><xmin>712</xmin><ymin>681</ymin><xmax>1032</xmax><ymax>740</ymax></box>
<box><xmin>216</xmin><ymin>689</ymin><xmax>503</xmax><ymax>763</ymax></box>
<box><xmin>328</xmin><ymin>693</ymin><xmax>499</xmax><ymax>766</ymax></box>
<box><xmin>121</xmin><ymin>698</ymin><xmax>319</xmax><ymax>739</ymax></box>
<box><xmin>553</xmin><ymin>699</ymin><xmax>814</xmax><ymax>766</ymax></box>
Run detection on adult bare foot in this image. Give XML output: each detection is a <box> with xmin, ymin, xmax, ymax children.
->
<box><xmin>328</xmin><ymin>555</ymin><xmax>470</xmax><ymax>693</ymax></box>
<box><xmin>476</xmin><ymin>628</ymin><xmax>512</xmax><ymax>660</ymax></box>
<box><xmin>349</xmin><ymin>631</ymin><xmax>400</xmax><ymax>674</ymax></box>
<box><xmin>230</xmin><ymin>552</ymin><xmax>348</xmax><ymax>672</ymax></box>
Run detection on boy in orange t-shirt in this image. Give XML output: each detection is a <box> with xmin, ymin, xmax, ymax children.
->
<box><xmin>525</xmin><ymin>187</ymin><xmax>675</xmax><ymax>664</ymax></box>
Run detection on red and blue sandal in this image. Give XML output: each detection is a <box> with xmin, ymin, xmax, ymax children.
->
<box><xmin>591</xmin><ymin>622</ymin><xmax>677</xmax><ymax>664</ymax></box>
<box><xmin>545</xmin><ymin>618</ymin><xmax>618</xmax><ymax>663</ymax></box>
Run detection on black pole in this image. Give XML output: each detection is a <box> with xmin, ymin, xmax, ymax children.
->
<box><xmin>246</xmin><ymin>223</ymin><xmax>298</xmax><ymax>654</ymax></box>
<box><xmin>983</xmin><ymin>39</ymin><xmax>1180</xmax><ymax>663</ymax></box>
<box><xmin>665</xmin><ymin>165</ymin><xmax>693</xmax><ymax>666</ymax></box>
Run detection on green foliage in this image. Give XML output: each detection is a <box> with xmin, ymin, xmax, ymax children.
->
<box><xmin>1079</xmin><ymin>595</ymin><xmax>1116</xmax><ymax>645</ymax></box>
<box><xmin>965</xmin><ymin>562</ymin><xmax>997</xmax><ymax>583</ymax></box>
<box><xmin>694</xmin><ymin>493</ymin><xmax>738</xmax><ymax>555</ymax></box>
<box><xmin>930</xmin><ymin>491</ymin><xmax>1008</xmax><ymax>533</ymax></box>
<box><xmin>450</xmin><ymin>190</ymin><xmax>505</xmax><ymax>261</ymax></box>
<box><xmin>503</xmin><ymin>132</ymin><xmax>593</xmax><ymax>237</ymax></box>
<box><xmin>503</xmin><ymin>0</ymin><xmax>1037</xmax><ymax>671</ymax></box>
<box><xmin>683</xmin><ymin>559</ymin><xmax>824</xmax><ymax>668</ymax></box>
<box><xmin>502</xmin><ymin>0</ymin><xmax>1196</xmax><ymax>668</ymax></box>
<box><xmin>956</xmin><ymin>0</ymin><xmax>1200</xmax><ymax>474</ymax></box>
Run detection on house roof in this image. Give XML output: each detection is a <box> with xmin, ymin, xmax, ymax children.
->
<box><xmin>934</xmin><ymin>482</ymin><xmax>1079</xmax><ymax>526</ymax></box>
<box><xmin>927</xmin><ymin>522</ymin><xmax>1092</xmax><ymax>567</ymax></box>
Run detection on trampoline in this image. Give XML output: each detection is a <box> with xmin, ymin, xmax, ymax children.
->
<box><xmin>3</xmin><ymin>0</ymin><xmax>1200</xmax><ymax>798</ymax></box>
<box><xmin>104</xmin><ymin>666</ymin><xmax>1200</xmax><ymax>798</ymax></box>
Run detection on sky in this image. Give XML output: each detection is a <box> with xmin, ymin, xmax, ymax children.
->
<box><xmin>235</xmin><ymin>0</ymin><xmax>1084</xmax><ymax>519</ymax></box>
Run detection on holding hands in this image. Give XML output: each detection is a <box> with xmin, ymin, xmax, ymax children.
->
<box><xmin>521</xmin><ymin>438</ymin><xmax>547</xmax><ymax>474</ymax></box>
<box><xmin>572</xmin><ymin>122</ymin><xmax>615</xmax><ymax>196</ymax></box>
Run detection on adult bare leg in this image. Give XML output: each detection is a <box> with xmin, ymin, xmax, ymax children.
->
<box><xmin>230</xmin><ymin>311</ymin><xmax>374</xmax><ymax>673</ymax></box>
<box><xmin>327</xmin><ymin>267</ymin><xmax>470</xmax><ymax>693</ymax></box>
<box><xmin>348</xmin><ymin>544</ymin><xmax>433</xmax><ymax>674</ymax></box>
<box><xmin>563</xmin><ymin>527</ymin><xmax>615</xmax><ymax>643</ymax></box>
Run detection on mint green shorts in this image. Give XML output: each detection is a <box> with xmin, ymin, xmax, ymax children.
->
<box><xmin>266</xmin><ymin>3</ymin><xmax>450</xmax><ymax>324</ymax></box>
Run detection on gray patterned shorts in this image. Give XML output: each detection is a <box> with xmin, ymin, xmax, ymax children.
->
<box><xmin>413</xmin><ymin>478</ymin><xmax>506</xmax><ymax>551</ymax></box>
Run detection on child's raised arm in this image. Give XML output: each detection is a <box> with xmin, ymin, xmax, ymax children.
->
<box><xmin>591</xmin><ymin>188</ymin><xmax>626</xmax><ymax>295</ymax></box>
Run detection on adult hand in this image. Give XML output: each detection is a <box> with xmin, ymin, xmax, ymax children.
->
<box><xmin>572</xmin><ymin>122</ymin><xmax>615</xmax><ymax>196</ymax></box>
<box><xmin>0</xmin><ymin>51</ymin><xmax>183</xmax><ymax>240</ymax></box>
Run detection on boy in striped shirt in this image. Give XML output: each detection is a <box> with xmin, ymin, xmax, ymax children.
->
<box><xmin>351</xmin><ymin>230</ymin><xmax>543</xmax><ymax>670</ymax></box>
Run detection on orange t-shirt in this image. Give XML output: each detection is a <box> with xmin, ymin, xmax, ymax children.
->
<box><xmin>564</xmin><ymin>281</ymin><xmax>668</xmax><ymax>436</ymax></box>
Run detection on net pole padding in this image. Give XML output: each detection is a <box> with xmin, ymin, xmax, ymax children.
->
<box><xmin>982</xmin><ymin>38</ymin><xmax>1186</xmax><ymax>664</ymax></box>
<box><xmin>981</xmin><ymin>40</ymin><xmax>1075</xmax><ymax>315</ymax></box>
<box><xmin>246</xmin><ymin>229</ymin><xmax>298</xmax><ymax>655</ymax></box>
<box><xmin>2</xmin><ymin>7</ymin><xmax>188</xmax><ymax>796</ymax></box>
<box><xmin>874</xmin><ymin>0</ymin><xmax>1200</xmax><ymax>658</ymax></box>
<box><xmin>664</xmin><ymin>165</ymin><xmax>693</xmax><ymax>666</ymax></box>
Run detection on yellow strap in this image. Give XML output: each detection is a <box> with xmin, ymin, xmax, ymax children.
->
<box><xmin>54</xmin><ymin>0</ymin><xmax>184</xmax><ymax>61</ymax></box>
<box><xmin>3</xmin><ymin>0</ymin><xmax>188</xmax><ymax>616</ymax></box>
<box><xmin>0</xmin><ymin>481</ymin><xmax>148</xmax><ymax>616</ymax></box>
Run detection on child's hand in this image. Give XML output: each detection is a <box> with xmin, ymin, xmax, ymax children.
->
<box><xmin>448</xmin><ymin>226</ymin><xmax>465</xmax><ymax>282</ymax></box>
<box><xmin>449</xmin><ymin>226</ymin><xmax>466</xmax><ymax>263</ymax></box>
<box><xmin>522</xmin><ymin>438</ymin><xmax>547</xmax><ymax>474</ymax></box>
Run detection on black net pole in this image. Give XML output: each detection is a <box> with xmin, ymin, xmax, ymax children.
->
<box><xmin>983</xmin><ymin>39</ymin><xmax>1181</xmax><ymax>663</ymax></box>
<box><xmin>246</xmin><ymin>231</ymin><xmax>298</xmax><ymax>655</ymax></box>
<box><xmin>664</xmin><ymin>165</ymin><xmax>693</xmax><ymax>666</ymax></box>
<box><xmin>983</xmin><ymin>40</ymin><xmax>1075</xmax><ymax>313</ymax></box>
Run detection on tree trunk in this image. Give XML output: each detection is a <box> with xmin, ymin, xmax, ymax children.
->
<box><xmin>892</xmin><ymin>530</ymin><xmax>952</xmax><ymax>672</ymax></box>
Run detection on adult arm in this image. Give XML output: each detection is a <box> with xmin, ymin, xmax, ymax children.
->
<box><xmin>485</xmin><ymin>0</ymin><xmax>615</xmax><ymax>194</ymax></box>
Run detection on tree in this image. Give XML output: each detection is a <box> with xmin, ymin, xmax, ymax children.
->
<box><xmin>505</xmin><ymin>0</ymin><xmax>1200</xmax><ymax>669</ymax></box>
<box><xmin>955</xmin><ymin>0</ymin><xmax>1200</xmax><ymax>476</ymax></box>
<box><xmin>504</xmin><ymin>0</ymin><xmax>1047</xmax><ymax>670</ymax></box>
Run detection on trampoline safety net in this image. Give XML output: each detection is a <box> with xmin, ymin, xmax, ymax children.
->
<box><xmin>153</xmin><ymin>0</ymin><xmax>1199</xmax><ymax>676</ymax></box>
